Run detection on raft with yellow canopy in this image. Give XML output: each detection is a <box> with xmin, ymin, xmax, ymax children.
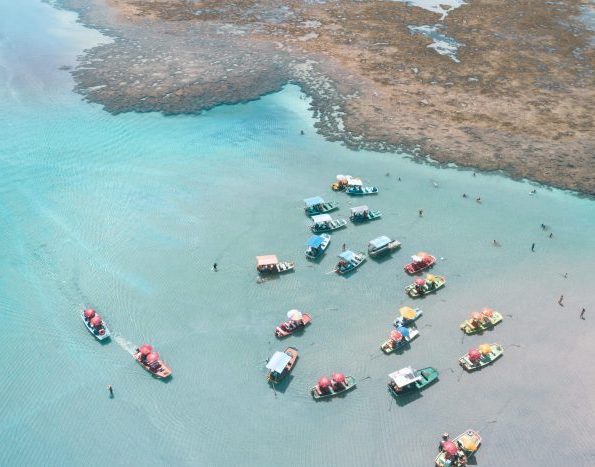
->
<box><xmin>393</xmin><ymin>306</ymin><xmax>423</xmax><ymax>328</ymax></box>
<box><xmin>435</xmin><ymin>429</ymin><xmax>481</xmax><ymax>467</ymax></box>
<box><xmin>405</xmin><ymin>274</ymin><xmax>446</xmax><ymax>298</ymax></box>
<box><xmin>459</xmin><ymin>343</ymin><xmax>504</xmax><ymax>371</ymax></box>
<box><xmin>460</xmin><ymin>308</ymin><xmax>503</xmax><ymax>335</ymax></box>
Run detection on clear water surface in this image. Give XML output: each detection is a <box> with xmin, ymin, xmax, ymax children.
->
<box><xmin>1</xmin><ymin>1</ymin><xmax>594</xmax><ymax>466</ymax></box>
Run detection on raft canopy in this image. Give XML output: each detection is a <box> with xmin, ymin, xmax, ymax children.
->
<box><xmin>347</xmin><ymin>178</ymin><xmax>362</xmax><ymax>186</ymax></box>
<box><xmin>369</xmin><ymin>236</ymin><xmax>392</xmax><ymax>249</ymax></box>
<box><xmin>256</xmin><ymin>255</ymin><xmax>279</xmax><ymax>266</ymax></box>
<box><xmin>339</xmin><ymin>250</ymin><xmax>357</xmax><ymax>262</ymax></box>
<box><xmin>311</xmin><ymin>214</ymin><xmax>332</xmax><ymax>224</ymax></box>
<box><xmin>266</xmin><ymin>351</ymin><xmax>291</xmax><ymax>374</ymax></box>
<box><xmin>306</xmin><ymin>235</ymin><xmax>323</xmax><ymax>248</ymax></box>
<box><xmin>350</xmin><ymin>205</ymin><xmax>369</xmax><ymax>215</ymax></box>
<box><xmin>388</xmin><ymin>366</ymin><xmax>421</xmax><ymax>387</ymax></box>
<box><xmin>304</xmin><ymin>196</ymin><xmax>324</xmax><ymax>207</ymax></box>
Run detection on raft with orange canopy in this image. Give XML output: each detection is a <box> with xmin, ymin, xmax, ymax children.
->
<box><xmin>460</xmin><ymin>308</ymin><xmax>503</xmax><ymax>334</ymax></box>
<box><xmin>435</xmin><ymin>429</ymin><xmax>481</xmax><ymax>467</ymax></box>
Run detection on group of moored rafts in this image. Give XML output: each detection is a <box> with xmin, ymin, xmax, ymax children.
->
<box><xmin>260</xmin><ymin>173</ymin><xmax>502</xmax><ymax>462</ymax></box>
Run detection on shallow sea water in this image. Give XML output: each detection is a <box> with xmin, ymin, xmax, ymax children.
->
<box><xmin>1</xmin><ymin>1</ymin><xmax>595</xmax><ymax>466</ymax></box>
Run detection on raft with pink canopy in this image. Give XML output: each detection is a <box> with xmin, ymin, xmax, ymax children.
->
<box><xmin>133</xmin><ymin>344</ymin><xmax>172</xmax><ymax>379</ymax></box>
<box><xmin>460</xmin><ymin>308</ymin><xmax>504</xmax><ymax>335</ymax></box>
<box><xmin>435</xmin><ymin>429</ymin><xmax>482</xmax><ymax>467</ymax></box>
<box><xmin>459</xmin><ymin>343</ymin><xmax>504</xmax><ymax>371</ymax></box>
<box><xmin>311</xmin><ymin>372</ymin><xmax>356</xmax><ymax>400</ymax></box>
<box><xmin>81</xmin><ymin>307</ymin><xmax>111</xmax><ymax>341</ymax></box>
<box><xmin>380</xmin><ymin>325</ymin><xmax>420</xmax><ymax>354</ymax></box>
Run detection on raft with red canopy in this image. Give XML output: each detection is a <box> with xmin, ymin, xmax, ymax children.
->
<box><xmin>81</xmin><ymin>308</ymin><xmax>111</xmax><ymax>341</ymax></box>
<box><xmin>403</xmin><ymin>252</ymin><xmax>436</xmax><ymax>274</ymax></box>
<box><xmin>459</xmin><ymin>343</ymin><xmax>504</xmax><ymax>371</ymax></box>
<box><xmin>133</xmin><ymin>344</ymin><xmax>172</xmax><ymax>379</ymax></box>
<box><xmin>310</xmin><ymin>372</ymin><xmax>356</xmax><ymax>400</ymax></box>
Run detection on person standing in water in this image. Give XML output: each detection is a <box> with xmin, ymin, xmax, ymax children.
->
<box><xmin>108</xmin><ymin>385</ymin><xmax>114</xmax><ymax>398</ymax></box>
<box><xmin>212</xmin><ymin>263</ymin><xmax>218</xmax><ymax>272</ymax></box>
<box><xmin>418</xmin><ymin>209</ymin><xmax>423</xmax><ymax>217</ymax></box>
<box><xmin>558</xmin><ymin>295</ymin><xmax>564</xmax><ymax>306</ymax></box>
<box><xmin>580</xmin><ymin>308</ymin><xmax>586</xmax><ymax>320</ymax></box>
<box><xmin>531</xmin><ymin>243</ymin><xmax>535</xmax><ymax>252</ymax></box>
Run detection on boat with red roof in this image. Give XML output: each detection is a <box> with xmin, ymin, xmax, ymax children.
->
<box><xmin>403</xmin><ymin>252</ymin><xmax>436</xmax><ymax>274</ymax></box>
<box><xmin>81</xmin><ymin>308</ymin><xmax>111</xmax><ymax>341</ymax></box>
<box><xmin>133</xmin><ymin>344</ymin><xmax>172</xmax><ymax>379</ymax></box>
<box><xmin>275</xmin><ymin>310</ymin><xmax>312</xmax><ymax>337</ymax></box>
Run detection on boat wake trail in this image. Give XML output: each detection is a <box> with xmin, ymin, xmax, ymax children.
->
<box><xmin>114</xmin><ymin>335</ymin><xmax>137</xmax><ymax>355</ymax></box>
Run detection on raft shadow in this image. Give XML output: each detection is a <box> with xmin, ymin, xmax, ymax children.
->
<box><xmin>269</xmin><ymin>374</ymin><xmax>294</xmax><ymax>393</ymax></box>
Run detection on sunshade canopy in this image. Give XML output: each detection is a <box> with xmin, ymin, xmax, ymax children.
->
<box><xmin>400</xmin><ymin>307</ymin><xmax>417</xmax><ymax>319</ymax></box>
<box><xmin>479</xmin><ymin>344</ymin><xmax>492</xmax><ymax>354</ymax></box>
<box><xmin>461</xmin><ymin>437</ymin><xmax>479</xmax><ymax>452</ymax></box>
<box><xmin>443</xmin><ymin>441</ymin><xmax>458</xmax><ymax>456</ymax></box>
<box><xmin>396</xmin><ymin>326</ymin><xmax>410</xmax><ymax>338</ymax></box>
<box><xmin>256</xmin><ymin>255</ymin><xmax>278</xmax><ymax>266</ymax></box>
<box><xmin>388</xmin><ymin>366</ymin><xmax>421</xmax><ymax>387</ymax></box>
<box><xmin>304</xmin><ymin>196</ymin><xmax>324</xmax><ymax>207</ymax></box>
<box><xmin>266</xmin><ymin>351</ymin><xmax>291</xmax><ymax>373</ymax></box>
<box><xmin>350</xmin><ymin>205</ymin><xmax>369</xmax><ymax>214</ymax></box>
<box><xmin>306</xmin><ymin>235</ymin><xmax>323</xmax><ymax>248</ymax></box>
<box><xmin>311</xmin><ymin>214</ymin><xmax>332</xmax><ymax>223</ymax></box>
<box><xmin>348</xmin><ymin>179</ymin><xmax>363</xmax><ymax>186</ymax></box>
<box><xmin>369</xmin><ymin>236</ymin><xmax>391</xmax><ymax>249</ymax></box>
<box><xmin>338</xmin><ymin>250</ymin><xmax>357</xmax><ymax>262</ymax></box>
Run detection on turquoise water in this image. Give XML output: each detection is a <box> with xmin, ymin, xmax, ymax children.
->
<box><xmin>1</xmin><ymin>1</ymin><xmax>595</xmax><ymax>466</ymax></box>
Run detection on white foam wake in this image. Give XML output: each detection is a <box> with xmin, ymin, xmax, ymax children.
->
<box><xmin>114</xmin><ymin>335</ymin><xmax>137</xmax><ymax>355</ymax></box>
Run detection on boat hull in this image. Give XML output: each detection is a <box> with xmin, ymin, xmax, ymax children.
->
<box><xmin>459</xmin><ymin>344</ymin><xmax>504</xmax><ymax>371</ymax></box>
<box><xmin>381</xmin><ymin>328</ymin><xmax>420</xmax><ymax>354</ymax></box>
<box><xmin>311</xmin><ymin>219</ymin><xmax>347</xmax><ymax>233</ymax></box>
<box><xmin>404</xmin><ymin>255</ymin><xmax>436</xmax><ymax>274</ymax></box>
<box><xmin>81</xmin><ymin>313</ymin><xmax>111</xmax><ymax>341</ymax></box>
<box><xmin>311</xmin><ymin>376</ymin><xmax>356</xmax><ymax>399</ymax></box>
<box><xmin>350</xmin><ymin>210</ymin><xmax>382</xmax><ymax>223</ymax></box>
<box><xmin>435</xmin><ymin>430</ymin><xmax>482</xmax><ymax>467</ymax></box>
<box><xmin>393</xmin><ymin>308</ymin><xmax>423</xmax><ymax>328</ymax></box>
<box><xmin>268</xmin><ymin>347</ymin><xmax>298</xmax><ymax>383</ymax></box>
<box><xmin>275</xmin><ymin>314</ymin><xmax>312</xmax><ymax>337</ymax></box>
<box><xmin>346</xmin><ymin>186</ymin><xmax>379</xmax><ymax>196</ymax></box>
<box><xmin>305</xmin><ymin>234</ymin><xmax>331</xmax><ymax>259</ymax></box>
<box><xmin>133</xmin><ymin>351</ymin><xmax>172</xmax><ymax>379</ymax></box>
<box><xmin>388</xmin><ymin>367</ymin><xmax>439</xmax><ymax>396</ymax></box>
<box><xmin>405</xmin><ymin>276</ymin><xmax>446</xmax><ymax>298</ymax></box>
<box><xmin>305</xmin><ymin>202</ymin><xmax>339</xmax><ymax>216</ymax></box>
<box><xmin>460</xmin><ymin>312</ymin><xmax>503</xmax><ymax>334</ymax></box>
<box><xmin>335</xmin><ymin>255</ymin><xmax>366</xmax><ymax>274</ymax></box>
<box><xmin>258</xmin><ymin>261</ymin><xmax>295</xmax><ymax>274</ymax></box>
<box><xmin>368</xmin><ymin>240</ymin><xmax>400</xmax><ymax>257</ymax></box>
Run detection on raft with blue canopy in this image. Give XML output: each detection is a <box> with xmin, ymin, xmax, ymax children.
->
<box><xmin>305</xmin><ymin>234</ymin><xmax>331</xmax><ymax>259</ymax></box>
